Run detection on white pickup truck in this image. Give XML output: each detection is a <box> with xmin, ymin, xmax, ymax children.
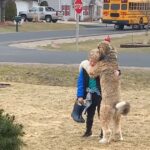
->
<box><xmin>19</xmin><ymin>6</ymin><xmax>64</xmax><ymax>23</ymax></box>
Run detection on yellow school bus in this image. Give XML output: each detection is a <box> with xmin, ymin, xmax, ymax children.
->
<box><xmin>102</xmin><ymin>0</ymin><xmax>150</xmax><ymax>30</ymax></box>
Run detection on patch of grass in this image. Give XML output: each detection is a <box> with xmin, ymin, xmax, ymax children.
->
<box><xmin>42</xmin><ymin>33</ymin><xmax>150</xmax><ymax>53</ymax></box>
<box><xmin>0</xmin><ymin>64</ymin><xmax>150</xmax><ymax>90</ymax></box>
<box><xmin>42</xmin><ymin>39</ymin><xmax>99</xmax><ymax>51</ymax></box>
<box><xmin>111</xmin><ymin>34</ymin><xmax>150</xmax><ymax>53</ymax></box>
<box><xmin>0</xmin><ymin>64</ymin><xmax>149</xmax><ymax>149</ymax></box>
<box><xmin>0</xmin><ymin>22</ymin><xmax>77</xmax><ymax>33</ymax></box>
<box><xmin>121</xmin><ymin>68</ymin><xmax>150</xmax><ymax>90</ymax></box>
<box><xmin>0</xmin><ymin>64</ymin><xmax>78</xmax><ymax>87</ymax></box>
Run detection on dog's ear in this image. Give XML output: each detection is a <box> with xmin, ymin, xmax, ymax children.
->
<box><xmin>97</xmin><ymin>43</ymin><xmax>106</xmax><ymax>61</ymax></box>
<box><xmin>97</xmin><ymin>44</ymin><xmax>100</xmax><ymax>50</ymax></box>
<box><xmin>99</xmin><ymin>53</ymin><xmax>105</xmax><ymax>61</ymax></box>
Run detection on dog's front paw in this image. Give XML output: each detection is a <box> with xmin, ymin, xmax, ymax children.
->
<box><xmin>120</xmin><ymin>137</ymin><xmax>123</xmax><ymax>141</ymax></box>
<box><xmin>99</xmin><ymin>138</ymin><xmax>108</xmax><ymax>144</ymax></box>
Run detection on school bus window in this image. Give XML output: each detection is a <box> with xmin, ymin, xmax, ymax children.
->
<box><xmin>137</xmin><ymin>3</ymin><xmax>139</xmax><ymax>10</ymax></box>
<box><xmin>139</xmin><ymin>4</ymin><xmax>141</xmax><ymax>10</ymax></box>
<box><xmin>129</xmin><ymin>3</ymin><xmax>132</xmax><ymax>10</ymax></box>
<box><xmin>121</xmin><ymin>4</ymin><xmax>127</xmax><ymax>10</ymax></box>
<box><xmin>148</xmin><ymin>3</ymin><xmax>150</xmax><ymax>9</ymax></box>
<box><xmin>143</xmin><ymin>3</ymin><xmax>145</xmax><ymax>10</ymax></box>
<box><xmin>133</xmin><ymin>3</ymin><xmax>136</xmax><ymax>10</ymax></box>
<box><xmin>139</xmin><ymin>3</ymin><xmax>142</xmax><ymax>10</ymax></box>
<box><xmin>111</xmin><ymin>4</ymin><xmax>120</xmax><ymax>10</ymax></box>
<box><xmin>104</xmin><ymin>4</ymin><xmax>109</xmax><ymax>10</ymax></box>
<box><xmin>141</xmin><ymin>3</ymin><xmax>144</xmax><ymax>10</ymax></box>
<box><xmin>146</xmin><ymin>3</ymin><xmax>150</xmax><ymax>10</ymax></box>
<box><xmin>145</xmin><ymin>3</ymin><xmax>147</xmax><ymax>10</ymax></box>
<box><xmin>131</xmin><ymin>3</ymin><xmax>133</xmax><ymax>9</ymax></box>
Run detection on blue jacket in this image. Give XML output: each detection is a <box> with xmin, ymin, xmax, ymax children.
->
<box><xmin>77</xmin><ymin>68</ymin><xmax>101</xmax><ymax>99</ymax></box>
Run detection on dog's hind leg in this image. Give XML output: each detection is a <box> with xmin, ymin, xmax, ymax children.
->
<box><xmin>99</xmin><ymin>107</ymin><xmax>112</xmax><ymax>144</ymax></box>
<box><xmin>112</xmin><ymin>114</ymin><xmax>123</xmax><ymax>141</ymax></box>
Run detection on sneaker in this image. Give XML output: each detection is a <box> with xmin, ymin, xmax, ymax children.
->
<box><xmin>82</xmin><ymin>131</ymin><xmax>92</xmax><ymax>137</ymax></box>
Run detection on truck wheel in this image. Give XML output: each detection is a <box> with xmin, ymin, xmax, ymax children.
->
<box><xmin>114</xmin><ymin>24</ymin><xmax>119</xmax><ymax>30</ymax></box>
<box><xmin>119</xmin><ymin>25</ymin><xmax>124</xmax><ymax>30</ymax></box>
<box><xmin>21</xmin><ymin>14</ymin><xmax>27</xmax><ymax>22</ymax></box>
<box><xmin>45</xmin><ymin>16</ymin><xmax>52</xmax><ymax>22</ymax></box>
<box><xmin>114</xmin><ymin>24</ymin><xmax>124</xmax><ymax>30</ymax></box>
<box><xmin>52</xmin><ymin>19</ymin><xmax>58</xmax><ymax>23</ymax></box>
<box><xmin>27</xmin><ymin>18</ymin><xmax>33</xmax><ymax>22</ymax></box>
<box><xmin>138</xmin><ymin>18</ymin><xmax>144</xmax><ymax>30</ymax></box>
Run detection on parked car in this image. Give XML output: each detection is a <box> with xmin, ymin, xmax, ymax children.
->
<box><xmin>19</xmin><ymin>6</ymin><xmax>64</xmax><ymax>23</ymax></box>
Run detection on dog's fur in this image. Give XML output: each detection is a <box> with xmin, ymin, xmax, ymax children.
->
<box><xmin>89</xmin><ymin>41</ymin><xmax>130</xmax><ymax>144</ymax></box>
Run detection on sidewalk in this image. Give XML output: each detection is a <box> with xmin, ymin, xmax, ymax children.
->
<box><xmin>58</xmin><ymin>20</ymin><xmax>101</xmax><ymax>25</ymax></box>
<box><xmin>58</xmin><ymin>20</ymin><xmax>113</xmax><ymax>27</ymax></box>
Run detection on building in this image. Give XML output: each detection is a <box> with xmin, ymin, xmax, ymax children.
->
<box><xmin>1</xmin><ymin>0</ymin><xmax>103</xmax><ymax>22</ymax></box>
<box><xmin>15</xmin><ymin>0</ymin><xmax>38</xmax><ymax>15</ymax></box>
<box><xmin>16</xmin><ymin>0</ymin><xmax>103</xmax><ymax>21</ymax></box>
<box><xmin>43</xmin><ymin>0</ymin><xmax>103</xmax><ymax>21</ymax></box>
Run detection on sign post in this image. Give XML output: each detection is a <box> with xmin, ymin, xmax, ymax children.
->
<box><xmin>74</xmin><ymin>0</ymin><xmax>82</xmax><ymax>51</ymax></box>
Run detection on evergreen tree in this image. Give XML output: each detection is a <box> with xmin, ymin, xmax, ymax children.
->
<box><xmin>5</xmin><ymin>0</ymin><xmax>17</xmax><ymax>21</ymax></box>
<box><xmin>40</xmin><ymin>1</ymin><xmax>48</xmax><ymax>6</ymax></box>
<box><xmin>0</xmin><ymin>109</ymin><xmax>25</xmax><ymax>150</ymax></box>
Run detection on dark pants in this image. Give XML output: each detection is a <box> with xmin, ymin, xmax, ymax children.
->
<box><xmin>86</xmin><ymin>93</ymin><xmax>101</xmax><ymax>132</ymax></box>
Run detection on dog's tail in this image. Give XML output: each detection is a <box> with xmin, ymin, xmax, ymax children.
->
<box><xmin>115</xmin><ymin>101</ymin><xmax>130</xmax><ymax>116</ymax></box>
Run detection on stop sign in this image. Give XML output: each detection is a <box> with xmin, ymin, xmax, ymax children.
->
<box><xmin>74</xmin><ymin>0</ymin><xmax>83</xmax><ymax>14</ymax></box>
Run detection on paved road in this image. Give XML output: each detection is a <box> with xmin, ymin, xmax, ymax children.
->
<box><xmin>0</xmin><ymin>26</ymin><xmax>149</xmax><ymax>67</ymax></box>
<box><xmin>0</xmin><ymin>44</ymin><xmax>150</xmax><ymax>67</ymax></box>
<box><xmin>0</xmin><ymin>26</ymin><xmax>142</xmax><ymax>44</ymax></box>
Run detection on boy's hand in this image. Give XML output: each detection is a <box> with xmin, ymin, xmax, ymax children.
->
<box><xmin>114</xmin><ymin>69</ymin><xmax>121</xmax><ymax>76</ymax></box>
<box><xmin>114</xmin><ymin>70</ymin><xmax>120</xmax><ymax>76</ymax></box>
<box><xmin>78</xmin><ymin>98</ymin><xmax>84</xmax><ymax>105</ymax></box>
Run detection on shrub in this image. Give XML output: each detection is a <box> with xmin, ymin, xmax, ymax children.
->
<box><xmin>40</xmin><ymin>1</ymin><xmax>48</xmax><ymax>6</ymax></box>
<box><xmin>5</xmin><ymin>0</ymin><xmax>17</xmax><ymax>21</ymax></box>
<box><xmin>0</xmin><ymin>109</ymin><xmax>25</xmax><ymax>150</ymax></box>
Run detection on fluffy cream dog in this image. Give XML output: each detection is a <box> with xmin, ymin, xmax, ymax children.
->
<box><xmin>88</xmin><ymin>41</ymin><xmax>130</xmax><ymax>144</ymax></box>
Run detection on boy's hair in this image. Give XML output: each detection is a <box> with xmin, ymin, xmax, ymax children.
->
<box><xmin>88</xmin><ymin>48</ymin><xmax>100</xmax><ymax>62</ymax></box>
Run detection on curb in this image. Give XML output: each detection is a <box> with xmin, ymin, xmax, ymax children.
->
<box><xmin>120</xmin><ymin>43</ymin><xmax>150</xmax><ymax>48</ymax></box>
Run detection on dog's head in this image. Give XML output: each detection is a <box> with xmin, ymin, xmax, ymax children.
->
<box><xmin>97</xmin><ymin>41</ymin><xmax>117</xmax><ymax>61</ymax></box>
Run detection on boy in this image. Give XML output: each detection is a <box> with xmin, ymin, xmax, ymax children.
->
<box><xmin>76</xmin><ymin>49</ymin><xmax>102</xmax><ymax>137</ymax></box>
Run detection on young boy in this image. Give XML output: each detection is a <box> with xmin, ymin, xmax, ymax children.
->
<box><xmin>76</xmin><ymin>49</ymin><xmax>102</xmax><ymax>137</ymax></box>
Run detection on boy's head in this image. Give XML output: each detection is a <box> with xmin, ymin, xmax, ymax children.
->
<box><xmin>88</xmin><ymin>49</ymin><xmax>100</xmax><ymax>66</ymax></box>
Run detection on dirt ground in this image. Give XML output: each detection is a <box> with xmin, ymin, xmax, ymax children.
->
<box><xmin>0</xmin><ymin>82</ymin><xmax>149</xmax><ymax>150</ymax></box>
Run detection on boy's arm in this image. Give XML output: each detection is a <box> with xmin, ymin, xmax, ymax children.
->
<box><xmin>114</xmin><ymin>69</ymin><xmax>121</xmax><ymax>76</ymax></box>
<box><xmin>77</xmin><ymin>68</ymin><xmax>84</xmax><ymax>104</ymax></box>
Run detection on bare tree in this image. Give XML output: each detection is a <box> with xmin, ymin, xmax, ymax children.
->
<box><xmin>0</xmin><ymin>0</ymin><xmax>6</xmax><ymax>22</ymax></box>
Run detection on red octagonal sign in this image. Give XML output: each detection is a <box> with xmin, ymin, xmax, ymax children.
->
<box><xmin>74</xmin><ymin>0</ymin><xmax>83</xmax><ymax>14</ymax></box>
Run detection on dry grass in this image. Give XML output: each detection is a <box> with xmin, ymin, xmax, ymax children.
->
<box><xmin>41</xmin><ymin>33</ymin><xmax>150</xmax><ymax>53</ymax></box>
<box><xmin>0</xmin><ymin>83</ymin><xmax>149</xmax><ymax>150</ymax></box>
<box><xmin>0</xmin><ymin>65</ymin><xmax>149</xmax><ymax>150</ymax></box>
<box><xmin>0</xmin><ymin>22</ymin><xmax>77</xmax><ymax>33</ymax></box>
